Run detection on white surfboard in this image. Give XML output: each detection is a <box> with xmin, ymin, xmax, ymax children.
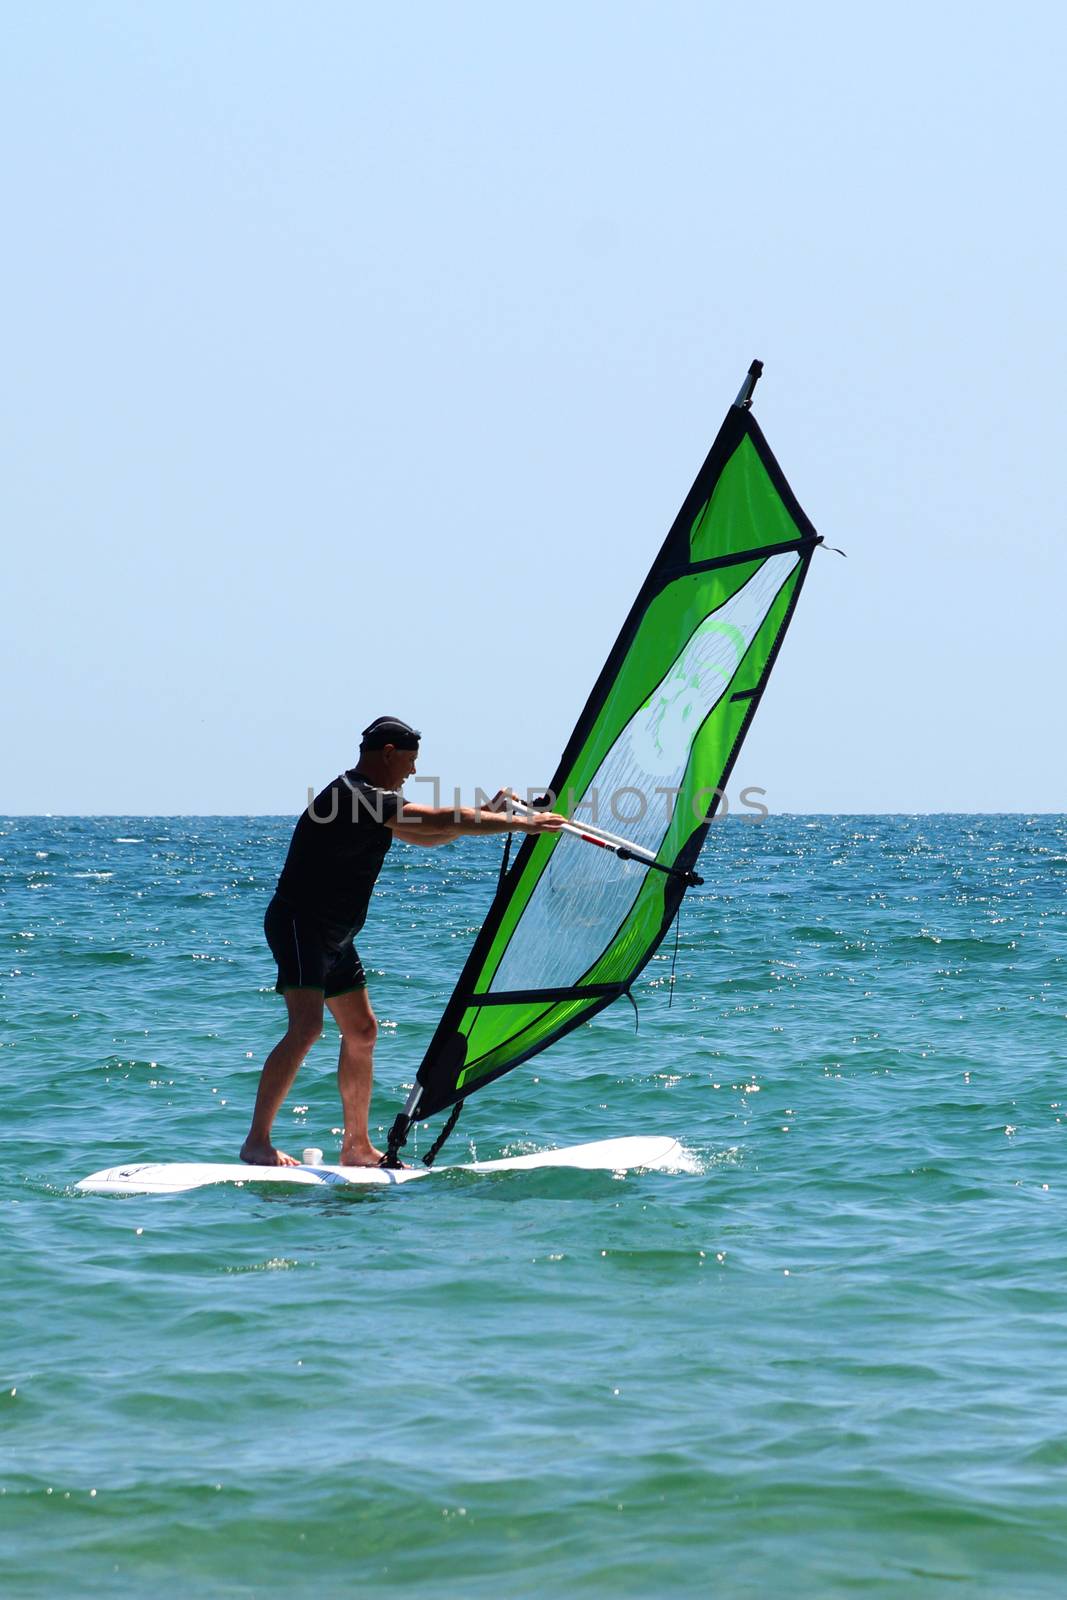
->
<box><xmin>76</xmin><ymin>1134</ymin><xmax>692</xmax><ymax>1195</ymax></box>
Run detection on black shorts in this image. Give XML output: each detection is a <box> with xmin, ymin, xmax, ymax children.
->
<box><xmin>264</xmin><ymin>896</ymin><xmax>367</xmax><ymax>998</ymax></box>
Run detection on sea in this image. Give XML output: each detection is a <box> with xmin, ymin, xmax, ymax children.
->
<box><xmin>2</xmin><ymin>813</ymin><xmax>1065</xmax><ymax>1598</ymax></box>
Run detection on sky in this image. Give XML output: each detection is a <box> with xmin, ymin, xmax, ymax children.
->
<box><xmin>2</xmin><ymin>1</ymin><xmax>1064</xmax><ymax>814</ymax></box>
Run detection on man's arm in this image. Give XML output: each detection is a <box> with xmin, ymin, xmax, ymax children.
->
<box><xmin>389</xmin><ymin>813</ymin><xmax>460</xmax><ymax>846</ymax></box>
<box><xmin>386</xmin><ymin>796</ymin><xmax>564</xmax><ymax>847</ymax></box>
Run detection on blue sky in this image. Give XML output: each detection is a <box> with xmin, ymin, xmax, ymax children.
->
<box><xmin>3</xmin><ymin>1</ymin><xmax>1063</xmax><ymax>813</ymax></box>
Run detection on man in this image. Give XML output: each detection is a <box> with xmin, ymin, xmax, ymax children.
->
<box><xmin>240</xmin><ymin>716</ymin><xmax>563</xmax><ymax>1167</ymax></box>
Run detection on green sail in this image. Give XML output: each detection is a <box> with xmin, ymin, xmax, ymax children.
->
<box><xmin>394</xmin><ymin>368</ymin><xmax>822</xmax><ymax>1148</ymax></box>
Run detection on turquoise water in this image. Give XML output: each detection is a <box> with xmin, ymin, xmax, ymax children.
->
<box><xmin>2</xmin><ymin>814</ymin><xmax>1066</xmax><ymax>1598</ymax></box>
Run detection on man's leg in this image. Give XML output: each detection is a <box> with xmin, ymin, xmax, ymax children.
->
<box><xmin>240</xmin><ymin>989</ymin><xmax>325</xmax><ymax>1166</ymax></box>
<box><xmin>327</xmin><ymin>988</ymin><xmax>382</xmax><ymax>1166</ymax></box>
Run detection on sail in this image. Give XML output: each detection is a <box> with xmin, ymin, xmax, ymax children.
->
<box><xmin>394</xmin><ymin>364</ymin><xmax>822</xmax><ymax>1150</ymax></box>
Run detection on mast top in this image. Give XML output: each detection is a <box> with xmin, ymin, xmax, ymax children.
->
<box><xmin>733</xmin><ymin>359</ymin><xmax>764</xmax><ymax>410</ymax></box>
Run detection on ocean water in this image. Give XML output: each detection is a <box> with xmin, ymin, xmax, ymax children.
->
<box><xmin>2</xmin><ymin>813</ymin><xmax>1065</xmax><ymax>1599</ymax></box>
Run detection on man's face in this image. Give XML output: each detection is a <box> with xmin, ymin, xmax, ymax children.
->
<box><xmin>382</xmin><ymin>743</ymin><xmax>419</xmax><ymax>787</ymax></box>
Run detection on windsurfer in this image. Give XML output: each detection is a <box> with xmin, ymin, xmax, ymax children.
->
<box><xmin>240</xmin><ymin>717</ymin><xmax>564</xmax><ymax>1168</ymax></box>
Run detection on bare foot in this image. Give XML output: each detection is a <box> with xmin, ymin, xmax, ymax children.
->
<box><xmin>339</xmin><ymin>1141</ymin><xmax>386</xmax><ymax>1167</ymax></box>
<box><xmin>240</xmin><ymin>1137</ymin><xmax>300</xmax><ymax>1167</ymax></box>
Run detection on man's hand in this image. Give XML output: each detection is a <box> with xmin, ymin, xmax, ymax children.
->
<box><xmin>477</xmin><ymin>788</ymin><xmax>565</xmax><ymax>834</ymax></box>
<box><xmin>513</xmin><ymin>809</ymin><xmax>565</xmax><ymax>835</ymax></box>
<box><xmin>479</xmin><ymin>787</ymin><xmax>519</xmax><ymax>814</ymax></box>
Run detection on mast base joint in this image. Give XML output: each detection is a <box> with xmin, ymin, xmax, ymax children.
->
<box><xmin>381</xmin><ymin>1113</ymin><xmax>410</xmax><ymax>1170</ymax></box>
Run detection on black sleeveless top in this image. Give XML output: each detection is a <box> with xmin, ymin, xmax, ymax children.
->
<box><xmin>275</xmin><ymin>771</ymin><xmax>403</xmax><ymax>943</ymax></box>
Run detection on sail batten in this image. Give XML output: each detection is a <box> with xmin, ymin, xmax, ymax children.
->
<box><xmin>384</xmin><ymin>367</ymin><xmax>823</xmax><ymax>1164</ymax></box>
<box><xmin>466</xmin><ymin>983</ymin><xmax>626</xmax><ymax>1006</ymax></box>
<box><xmin>656</xmin><ymin>531</ymin><xmax>822</xmax><ymax>585</ymax></box>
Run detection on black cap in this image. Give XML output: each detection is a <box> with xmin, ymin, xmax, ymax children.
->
<box><xmin>360</xmin><ymin>716</ymin><xmax>421</xmax><ymax>751</ymax></box>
